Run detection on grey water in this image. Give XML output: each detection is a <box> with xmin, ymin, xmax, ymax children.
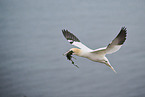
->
<box><xmin>0</xmin><ymin>0</ymin><xmax>145</xmax><ymax>97</ymax></box>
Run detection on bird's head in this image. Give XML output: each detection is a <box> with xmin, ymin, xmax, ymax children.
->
<box><xmin>70</xmin><ymin>48</ymin><xmax>81</xmax><ymax>56</ymax></box>
<box><xmin>63</xmin><ymin>48</ymin><xmax>81</xmax><ymax>60</ymax></box>
<box><xmin>63</xmin><ymin>48</ymin><xmax>80</xmax><ymax>68</ymax></box>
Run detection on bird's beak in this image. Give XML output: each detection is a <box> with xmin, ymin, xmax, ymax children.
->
<box><xmin>63</xmin><ymin>50</ymin><xmax>78</xmax><ymax>68</ymax></box>
<box><xmin>63</xmin><ymin>50</ymin><xmax>70</xmax><ymax>56</ymax></box>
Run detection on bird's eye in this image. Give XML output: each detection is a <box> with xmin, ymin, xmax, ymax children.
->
<box><xmin>105</xmin><ymin>61</ymin><xmax>107</xmax><ymax>63</ymax></box>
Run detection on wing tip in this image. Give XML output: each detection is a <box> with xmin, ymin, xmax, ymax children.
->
<box><xmin>121</xmin><ymin>26</ymin><xmax>127</xmax><ymax>35</ymax></box>
<box><xmin>121</xmin><ymin>26</ymin><xmax>127</xmax><ymax>31</ymax></box>
<box><xmin>121</xmin><ymin>26</ymin><xmax>127</xmax><ymax>36</ymax></box>
<box><xmin>62</xmin><ymin>29</ymin><xmax>68</xmax><ymax>35</ymax></box>
<box><xmin>62</xmin><ymin>29</ymin><xmax>81</xmax><ymax>42</ymax></box>
<box><xmin>62</xmin><ymin>29</ymin><xmax>70</xmax><ymax>39</ymax></box>
<box><xmin>117</xmin><ymin>26</ymin><xmax>127</xmax><ymax>45</ymax></box>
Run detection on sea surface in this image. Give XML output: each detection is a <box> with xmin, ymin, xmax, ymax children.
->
<box><xmin>0</xmin><ymin>0</ymin><xmax>145</xmax><ymax>97</ymax></box>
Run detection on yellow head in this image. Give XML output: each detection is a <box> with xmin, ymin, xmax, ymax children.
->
<box><xmin>70</xmin><ymin>48</ymin><xmax>81</xmax><ymax>56</ymax></box>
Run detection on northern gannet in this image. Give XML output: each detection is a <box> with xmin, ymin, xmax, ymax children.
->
<box><xmin>62</xmin><ymin>27</ymin><xmax>127</xmax><ymax>73</ymax></box>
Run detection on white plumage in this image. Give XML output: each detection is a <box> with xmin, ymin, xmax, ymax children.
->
<box><xmin>62</xmin><ymin>27</ymin><xmax>127</xmax><ymax>73</ymax></box>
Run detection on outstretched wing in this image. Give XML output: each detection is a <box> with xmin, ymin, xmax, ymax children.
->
<box><xmin>92</xmin><ymin>27</ymin><xmax>127</xmax><ymax>54</ymax></box>
<box><xmin>62</xmin><ymin>29</ymin><xmax>92</xmax><ymax>51</ymax></box>
<box><xmin>105</xmin><ymin>27</ymin><xmax>127</xmax><ymax>54</ymax></box>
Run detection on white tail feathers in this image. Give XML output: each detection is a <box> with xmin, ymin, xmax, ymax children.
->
<box><xmin>105</xmin><ymin>62</ymin><xmax>117</xmax><ymax>73</ymax></box>
<box><xmin>110</xmin><ymin>66</ymin><xmax>117</xmax><ymax>73</ymax></box>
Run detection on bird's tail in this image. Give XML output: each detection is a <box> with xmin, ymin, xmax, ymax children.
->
<box><xmin>110</xmin><ymin>66</ymin><xmax>117</xmax><ymax>73</ymax></box>
<box><xmin>105</xmin><ymin>62</ymin><xmax>117</xmax><ymax>73</ymax></box>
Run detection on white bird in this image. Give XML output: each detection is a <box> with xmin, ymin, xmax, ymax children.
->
<box><xmin>62</xmin><ymin>27</ymin><xmax>127</xmax><ymax>73</ymax></box>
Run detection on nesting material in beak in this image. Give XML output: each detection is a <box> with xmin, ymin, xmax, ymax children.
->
<box><xmin>63</xmin><ymin>50</ymin><xmax>79</xmax><ymax>68</ymax></box>
<box><xmin>66</xmin><ymin>50</ymin><xmax>73</xmax><ymax>60</ymax></box>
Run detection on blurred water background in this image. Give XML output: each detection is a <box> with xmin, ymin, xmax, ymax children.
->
<box><xmin>0</xmin><ymin>0</ymin><xmax>145</xmax><ymax>97</ymax></box>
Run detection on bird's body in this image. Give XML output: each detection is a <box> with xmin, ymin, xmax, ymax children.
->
<box><xmin>62</xmin><ymin>27</ymin><xmax>127</xmax><ymax>73</ymax></box>
<box><xmin>71</xmin><ymin>48</ymin><xmax>103</xmax><ymax>62</ymax></box>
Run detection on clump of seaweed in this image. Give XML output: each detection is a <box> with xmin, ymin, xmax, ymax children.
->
<box><xmin>63</xmin><ymin>50</ymin><xmax>79</xmax><ymax>68</ymax></box>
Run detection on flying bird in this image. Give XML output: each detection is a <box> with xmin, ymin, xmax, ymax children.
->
<box><xmin>62</xmin><ymin>27</ymin><xmax>127</xmax><ymax>73</ymax></box>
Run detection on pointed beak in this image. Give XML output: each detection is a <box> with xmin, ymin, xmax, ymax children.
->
<box><xmin>63</xmin><ymin>50</ymin><xmax>71</xmax><ymax>56</ymax></box>
<box><xmin>63</xmin><ymin>50</ymin><xmax>78</xmax><ymax>68</ymax></box>
<box><xmin>63</xmin><ymin>50</ymin><xmax>74</xmax><ymax>60</ymax></box>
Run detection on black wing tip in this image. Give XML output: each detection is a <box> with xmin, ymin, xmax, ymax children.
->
<box><xmin>62</xmin><ymin>29</ymin><xmax>68</xmax><ymax>32</ymax></box>
<box><xmin>62</xmin><ymin>29</ymin><xmax>81</xmax><ymax>42</ymax></box>
<box><xmin>117</xmin><ymin>26</ymin><xmax>127</xmax><ymax>45</ymax></box>
<box><xmin>121</xmin><ymin>26</ymin><xmax>127</xmax><ymax>33</ymax></box>
<box><xmin>62</xmin><ymin>29</ymin><xmax>69</xmax><ymax>35</ymax></box>
<box><xmin>121</xmin><ymin>26</ymin><xmax>127</xmax><ymax>37</ymax></box>
<box><xmin>62</xmin><ymin>29</ymin><xmax>72</xmax><ymax>36</ymax></box>
<box><xmin>62</xmin><ymin>29</ymin><xmax>71</xmax><ymax>39</ymax></box>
